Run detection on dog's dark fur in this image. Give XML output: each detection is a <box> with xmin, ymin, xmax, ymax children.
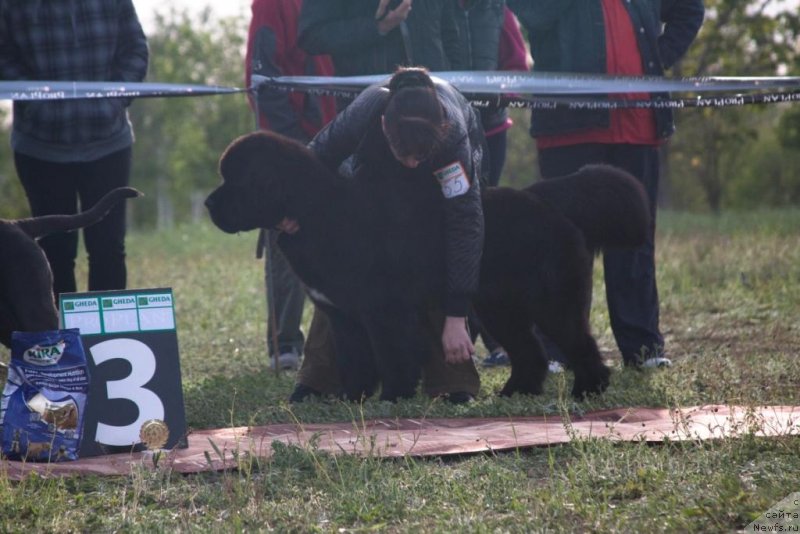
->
<box><xmin>206</xmin><ymin>131</ymin><xmax>650</xmax><ymax>400</ymax></box>
<box><xmin>0</xmin><ymin>187</ymin><xmax>141</xmax><ymax>349</ymax></box>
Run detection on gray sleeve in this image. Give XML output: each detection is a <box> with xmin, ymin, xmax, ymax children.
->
<box><xmin>299</xmin><ymin>0</ymin><xmax>385</xmax><ymax>56</ymax></box>
<box><xmin>113</xmin><ymin>0</ymin><xmax>149</xmax><ymax>83</ymax></box>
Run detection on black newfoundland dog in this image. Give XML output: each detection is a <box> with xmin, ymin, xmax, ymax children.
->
<box><xmin>0</xmin><ymin>187</ymin><xmax>140</xmax><ymax>349</ymax></box>
<box><xmin>205</xmin><ymin>131</ymin><xmax>649</xmax><ymax>400</ymax></box>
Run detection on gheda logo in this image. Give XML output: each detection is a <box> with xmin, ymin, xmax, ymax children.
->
<box><xmin>23</xmin><ymin>340</ymin><xmax>67</xmax><ymax>366</ymax></box>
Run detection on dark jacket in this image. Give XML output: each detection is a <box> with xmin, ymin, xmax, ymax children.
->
<box><xmin>309</xmin><ymin>80</ymin><xmax>485</xmax><ymax>317</ymax></box>
<box><xmin>298</xmin><ymin>0</ymin><xmax>457</xmax><ymax>77</ymax></box>
<box><xmin>245</xmin><ymin>0</ymin><xmax>337</xmax><ymax>143</ymax></box>
<box><xmin>450</xmin><ymin>0</ymin><xmax>508</xmax><ymax>134</ymax></box>
<box><xmin>450</xmin><ymin>0</ymin><xmax>505</xmax><ymax>73</ymax></box>
<box><xmin>507</xmin><ymin>0</ymin><xmax>704</xmax><ymax>139</ymax></box>
<box><xmin>0</xmin><ymin>0</ymin><xmax>149</xmax><ymax>161</ymax></box>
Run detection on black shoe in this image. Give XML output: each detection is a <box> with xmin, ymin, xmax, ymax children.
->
<box><xmin>442</xmin><ymin>391</ymin><xmax>475</xmax><ymax>405</ymax></box>
<box><xmin>288</xmin><ymin>384</ymin><xmax>322</xmax><ymax>403</ymax></box>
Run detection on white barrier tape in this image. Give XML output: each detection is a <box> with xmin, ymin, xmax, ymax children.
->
<box><xmin>255</xmin><ymin>71</ymin><xmax>800</xmax><ymax>96</ymax></box>
<box><xmin>2</xmin><ymin>72</ymin><xmax>800</xmax><ymax>112</ymax></box>
<box><xmin>254</xmin><ymin>71</ymin><xmax>800</xmax><ymax>110</ymax></box>
<box><xmin>0</xmin><ymin>80</ymin><xmax>246</xmax><ymax>101</ymax></box>
<box><xmin>476</xmin><ymin>91</ymin><xmax>800</xmax><ymax>110</ymax></box>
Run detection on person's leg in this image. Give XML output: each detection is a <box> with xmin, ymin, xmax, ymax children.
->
<box><xmin>14</xmin><ymin>152</ymin><xmax>80</xmax><ymax>298</ymax></box>
<box><xmin>479</xmin><ymin>325</ymin><xmax>503</xmax><ymax>355</ymax></box>
<box><xmin>537</xmin><ymin>143</ymin><xmax>606</xmax><ymax>184</ymax></box>
<box><xmin>476</xmin><ymin>130</ymin><xmax>511</xmax><ymax>366</ymax></box>
<box><xmin>470</xmin><ymin>312</ymin><xmax>508</xmax><ymax>367</ymax></box>
<box><xmin>605</xmin><ymin>145</ymin><xmax>665</xmax><ymax>365</ymax></box>
<box><xmin>291</xmin><ymin>307</ymin><xmax>342</xmax><ymax>401</ymax></box>
<box><xmin>485</xmin><ymin>130</ymin><xmax>508</xmax><ymax>187</ymax></box>
<box><xmin>265</xmin><ymin>229</ymin><xmax>306</xmax><ymax>369</ymax></box>
<box><xmin>77</xmin><ymin>147</ymin><xmax>132</xmax><ymax>291</ymax></box>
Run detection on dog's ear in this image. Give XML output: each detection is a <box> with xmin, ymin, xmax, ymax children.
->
<box><xmin>219</xmin><ymin>133</ymin><xmax>261</xmax><ymax>184</ymax></box>
<box><xmin>219</xmin><ymin>131</ymin><xmax>300</xmax><ymax>184</ymax></box>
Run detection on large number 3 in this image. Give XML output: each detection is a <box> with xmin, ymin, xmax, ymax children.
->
<box><xmin>89</xmin><ymin>338</ymin><xmax>165</xmax><ymax>446</ymax></box>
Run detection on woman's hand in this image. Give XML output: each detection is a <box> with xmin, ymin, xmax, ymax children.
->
<box><xmin>375</xmin><ymin>0</ymin><xmax>412</xmax><ymax>35</ymax></box>
<box><xmin>442</xmin><ymin>315</ymin><xmax>475</xmax><ymax>364</ymax></box>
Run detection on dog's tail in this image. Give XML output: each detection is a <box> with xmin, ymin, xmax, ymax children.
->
<box><xmin>526</xmin><ymin>164</ymin><xmax>650</xmax><ymax>250</ymax></box>
<box><xmin>15</xmin><ymin>187</ymin><xmax>142</xmax><ymax>239</ymax></box>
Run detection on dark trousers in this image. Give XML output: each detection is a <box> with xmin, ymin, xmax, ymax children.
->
<box><xmin>14</xmin><ymin>148</ymin><xmax>132</xmax><ymax>299</ymax></box>
<box><xmin>485</xmin><ymin>129</ymin><xmax>507</xmax><ymax>188</ymax></box>
<box><xmin>265</xmin><ymin>229</ymin><xmax>306</xmax><ymax>356</ymax></box>
<box><xmin>468</xmin><ymin>129</ymin><xmax>508</xmax><ymax>354</ymax></box>
<box><xmin>537</xmin><ymin>143</ymin><xmax>664</xmax><ymax>364</ymax></box>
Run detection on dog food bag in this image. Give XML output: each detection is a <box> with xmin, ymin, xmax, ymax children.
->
<box><xmin>1</xmin><ymin>329</ymin><xmax>90</xmax><ymax>461</ymax></box>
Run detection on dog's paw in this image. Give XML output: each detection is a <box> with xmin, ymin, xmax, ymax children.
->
<box><xmin>571</xmin><ymin>365</ymin><xmax>610</xmax><ymax>399</ymax></box>
<box><xmin>499</xmin><ymin>376</ymin><xmax>544</xmax><ymax>397</ymax></box>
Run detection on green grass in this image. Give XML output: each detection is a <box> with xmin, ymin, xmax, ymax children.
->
<box><xmin>1</xmin><ymin>209</ymin><xmax>799</xmax><ymax>532</ymax></box>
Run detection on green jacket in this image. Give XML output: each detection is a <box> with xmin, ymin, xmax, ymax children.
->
<box><xmin>298</xmin><ymin>0</ymin><xmax>456</xmax><ymax>76</ymax></box>
<box><xmin>507</xmin><ymin>0</ymin><xmax>704</xmax><ymax>139</ymax></box>
<box><xmin>450</xmin><ymin>0</ymin><xmax>508</xmax><ymax>134</ymax></box>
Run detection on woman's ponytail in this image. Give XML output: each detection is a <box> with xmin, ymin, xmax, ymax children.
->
<box><xmin>388</xmin><ymin>67</ymin><xmax>435</xmax><ymax>94</ymax></box>
<box><xmin>383</xmin><ymin>67</ymin><xmax>448</xmax><ymax>160</ymax></box>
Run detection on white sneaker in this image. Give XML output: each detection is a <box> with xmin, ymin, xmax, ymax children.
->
<box><xmin>548</xmin><ymin>360</ymin><xmax>565</xmax><ymax>374</ymax></box>
<box><xmin>640</xmin><ymin>356</ymin><xmax>672</xmax><ymax>369</ymax></box>
<box><xmin>269</xmin><ymin>351</ymin><xmax>301</xmax><ymax>371</ymax></box>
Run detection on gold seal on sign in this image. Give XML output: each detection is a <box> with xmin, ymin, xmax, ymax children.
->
<box><xmin>139</xmin><ymin>419</ymin><xmax>170</xmax><ymax>450</ymax></box>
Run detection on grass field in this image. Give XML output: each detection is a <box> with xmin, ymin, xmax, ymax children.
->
<box><xmin>1</xmin><ymin>209</ymin><xmax>799</xmax><ymax>532</ymax></box>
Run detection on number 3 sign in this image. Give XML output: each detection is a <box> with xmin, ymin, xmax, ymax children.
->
<box><xmin>60</xmin><ymin>288</ymin><xmax>187</xmax><ymax>457</ymax></box>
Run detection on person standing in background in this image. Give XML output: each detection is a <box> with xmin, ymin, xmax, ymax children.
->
<box><xmin>245</xmin><ymin>0</ymin><xmax>337</xmax><ymax>370</ymax></box>
<box><xmin>450</xmin><ymin>1</ymin><xmax>533</xmax><ymax>368</ymax></box>
<box><xmin>507</xmin><ymin>0</ymin><xmax>704</xmax><ymax>367</ymax></box>
<box><xmin>0</xmin><ymin>0</ymin><xmax>149</xmax><ymax>299</ymax></box>
<box><xmin>299</xmin><ymin>0</ymin><xmax>457</xmax><ymax>107</ymax></box>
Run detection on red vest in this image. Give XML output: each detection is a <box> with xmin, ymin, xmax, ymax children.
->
<box><xmin>537</xmin><ymin>0</ymin><xmax>659</xmax><ymax>149</ymax></box>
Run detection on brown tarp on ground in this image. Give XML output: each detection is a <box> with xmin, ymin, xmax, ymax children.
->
<box><xmin>3</xmin><ymin>405</ymin><xmax>798</xmax><ymax>480</ymax></box>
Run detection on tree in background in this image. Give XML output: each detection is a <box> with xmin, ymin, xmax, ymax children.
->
<box><xmin>0</xmin><ymin>106</ymin><xmax>27</xmax><ymax>219</ymax></box>
<box><xmin>497</xmin><ymin>108</ymin><xmax>538</xmax><ymax>190</ymax></box>
<box><xmin>668</xmin><ymin>0</ymin><xmax>800</xmax><ymax>212</ymax></box>
<box><xmin>129</xmin><ymin>7</ymin><xmax>251</xmax><ymax>229</ymax></box>
<box><xmin>3</xmin><ymin>2</ymin><xmax>800</xmax><ymax>220</ymax></box>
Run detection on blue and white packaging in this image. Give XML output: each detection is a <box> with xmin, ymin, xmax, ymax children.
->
<box><xmin>1</xmin><ymin>329</ymin><xmax>90</xmax><ymax>461</ymax></box>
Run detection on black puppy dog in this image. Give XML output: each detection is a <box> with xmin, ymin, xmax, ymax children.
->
<box><xmin>206</xmin><ymin>131</ymin><xmax>649</xmax><ymax>400</ymax></box>
<box><xmin>0</xmin><ymin>187</ymin><xmax>141</xmax><ymax>349</ymax></box>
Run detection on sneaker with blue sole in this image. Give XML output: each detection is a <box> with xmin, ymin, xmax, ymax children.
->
<box><xmin>481</xmin><ymin>350</ymin><xmax>510</xmax><ymax>367</ymax></box>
